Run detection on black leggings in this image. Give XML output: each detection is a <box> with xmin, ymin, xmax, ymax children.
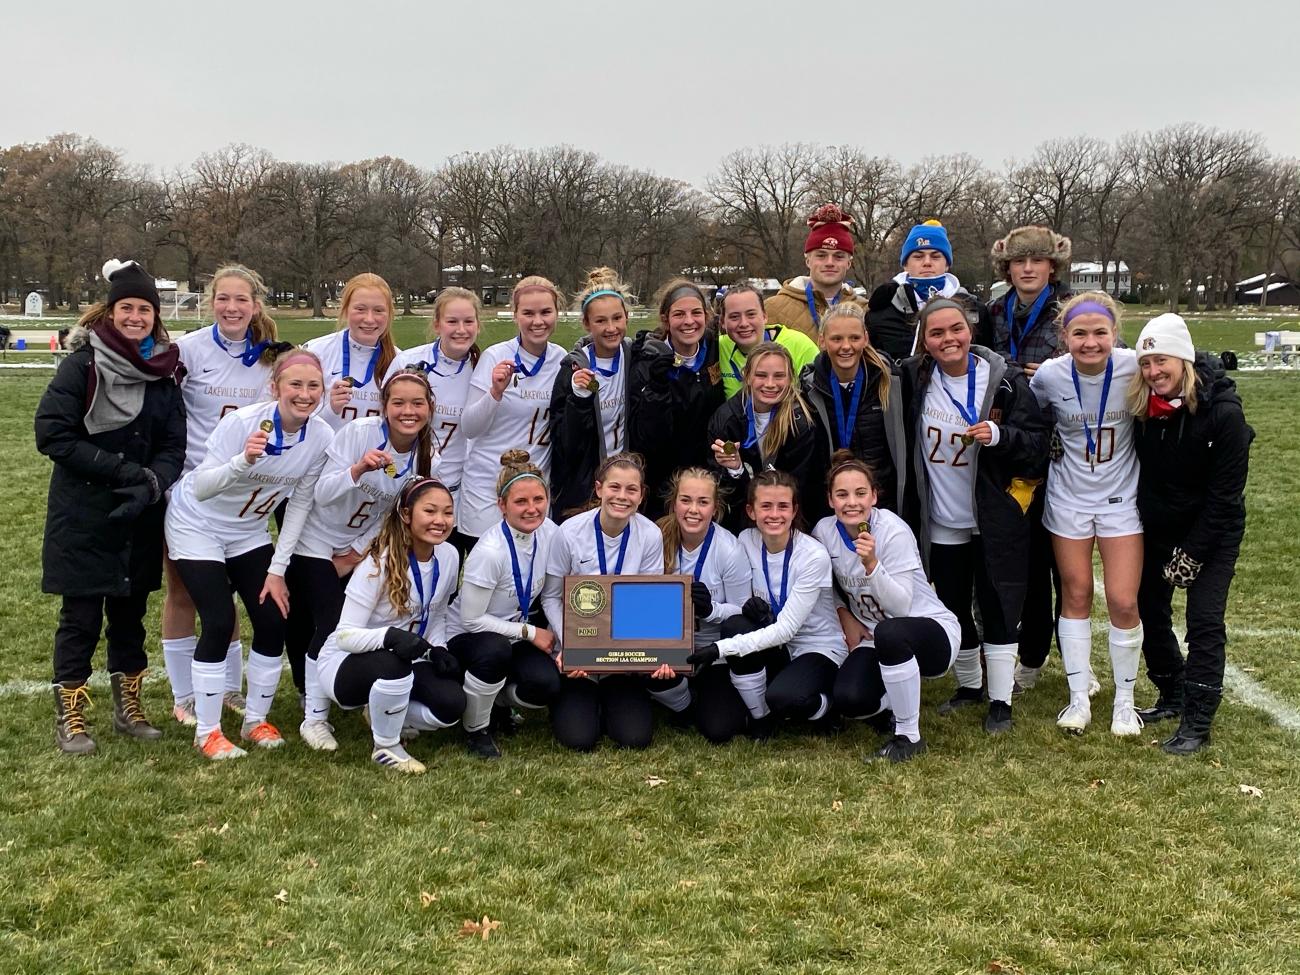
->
<box><xmin>175</xmin><ymin>546</ymin><xmax>285</xmax><ymax>663</ymax></box>
<box><xmin>1018</xmin><ymin>500</ymin><xmax>1061</xmax><ymax>669</ymax></box>
<box><xmin>692</xmin><ymin>615</ymin><xmax>790</xmax><ymax>743</ymax></box>
<box><xmin>52</xmin><ymin>593</ymin><xmax>150</xmax><ymax>685</ymax></box>
<box><xmin>552</xmin><ymin>674</ymin><xmax>657</xmax><ymax>752</ymax></box>
<box><xmin>330</xmin><ymin>643</ymin><xmax>497</xmax><ymax>729</ymax></box>
<box><xmin>834</xmin><ymin>617</ymin><xmax>953</xmax><ymax>718</ymax></box>
<box><xmin>1139</xmin><ymin>538</ymin><xmax>1239</xmax><ymax>691</ymax></box>
<box><xmin>333</xmin><ymin>650</ymin><xmax>412</xmax><ymax>708</ymax></box>
<box><xmin>930</xmin><ymin>539</ymin><xmax>1016</xmax><ymax>648</ymax></box>
<box><xmin>509</xmin><ymin>640</ymin><xmax>563</xmax><ymax>707</ymax></box>
<box><xmin>767</xmin><ymin>653</ymin><xmax>839</xmax><ymax>721</ymax></box>
<box><xmin>285</xmin><ymin>555</ymin><xmax>348</xmax><ymax>663</ymax></box>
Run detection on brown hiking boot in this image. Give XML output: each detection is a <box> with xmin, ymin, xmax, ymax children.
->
<box><xmin>111</xmin><ymin>671</ymin><xmax>163</xmax><ymax>740</ymax></box>
<box><xmin>54</xmin><ymin>682</ymin><xmax>96</xmax><ymax>755</ymax></box>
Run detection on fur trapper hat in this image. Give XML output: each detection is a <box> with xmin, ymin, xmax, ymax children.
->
<box><xmin>990</xmin><ymin>226</ymin><xmax>1071</xmax><ymax>282</ymax></box>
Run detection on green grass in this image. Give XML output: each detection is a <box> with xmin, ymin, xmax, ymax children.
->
<box><xmin>2</xmin><ymin>370</ymin><xmax>1300</xmax><ymax>974</ymax></box>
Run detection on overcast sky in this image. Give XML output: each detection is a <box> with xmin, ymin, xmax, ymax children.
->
<box><xmin>9</xmin><ymin>0</ymin><xmax>1299</xmax><ymax>185</ymax></box>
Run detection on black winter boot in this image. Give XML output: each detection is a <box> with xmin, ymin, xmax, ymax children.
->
<box><xmin>1162</xmin><ymin>681</ymin><xmax>1221</xmax><ymax>755</ymax></box>
<box><xmin>1137</xmin><ymin>673</ymin><xmax>1183</xmax><ymax>724</ymax></box>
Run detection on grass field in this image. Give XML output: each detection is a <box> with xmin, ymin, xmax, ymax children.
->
<box><xmin>1</xmin><ymin>353</ymin><xmax>1299</xmax><ymax>973</ymax></box>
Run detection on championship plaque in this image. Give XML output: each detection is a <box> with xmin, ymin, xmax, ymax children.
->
<box><xmin>561</xmin><ymin>574</ymin><xmax>694</xmax><ymax>673</ymax></box>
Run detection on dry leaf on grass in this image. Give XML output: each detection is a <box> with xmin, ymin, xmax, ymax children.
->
<box><xmin>831</xmin><ymin>800</ymin><xmax>844</xmax><ymax>812</ymax></box>
<box><xmin>458</xmin><ymin>916</ymin><xmax>501</xmax><ymax>941</ymax></box>
<box><xmin>273</xmin><ymin>889</ymin><xmax>289</xmax><ymax>904</ymax></box>
<box><xmin>987</xmin><ymin>960</ymin><xmax>1024</xmax><ymax>974</ymax></box>
<box><xmin>645</xmin><ymin>775</ymin><xmax>668</xmax><ymax>788</ymax></box>
<box><xmin>1089</xmin><ymin>779</ymin><xmax>1106</xmax><ymax>789</ymax></box>
<box><xmin>191</xmin><ymin>859</ymin><xmax>206</xmax><ymax>869</ymax></box>
<box><xmin>420</xmin><ymin>891</ymin><xmax>438</xmax><ymax>908</ymax></box>
<box><xmin>1238</xmin><ymin>784</ymin><xmax>1264</xmax><ymax>798</ymax></box>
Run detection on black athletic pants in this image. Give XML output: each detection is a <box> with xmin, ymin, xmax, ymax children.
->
<box><xmin>1138</xmin><ymin>538</ymin><xmax>1239</xmax><ymax>691</ymax></box>
<box><xmin>551</xmin><ymin>672</ymin><xmax>680</xmax><ymax>752</ymax></box>
<box><xmin>174</xmin><ymin>546</ymin><xmax>285</xmax><ymax>664</ymax></box>
<box><xmin>834</xmin><ymin>617</ymin><xmax>953</xmax><ymax>718</ymax></box>
<box><xmin>930</xmin><ymin>539</ymin><xmax>1017</xmax><ymax>649</ymax></box>
<box><xmin>1018</xmin><ymin>498</ymin><xmax>1061</xmax><ymax>669</ymax></box>
<box><xmin>52</xmin><ymin>593</ymin><xmax>150</xmax><ymax>685</ymax></box>
<box><xmin>284</xmin><ymin>555</ymin><xmax>349</xmax><ymax>662</ymax></box>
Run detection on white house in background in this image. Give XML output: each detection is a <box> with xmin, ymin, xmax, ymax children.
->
<box><xmin>1070</xmin><ymin>261</ymin><xmax>1130</xmax><ymax>295</ymax></box>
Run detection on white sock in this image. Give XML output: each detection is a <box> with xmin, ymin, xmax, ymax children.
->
<box><xmin>224</xmin><ymin>640</ymin><xmax>244</xmax><ymax>694</ymax></box>
<box><xmin>648</xmin><ymin>677</ymin><xmax>692</xmax><ymax>713</ymax></box>
<box><xmin>406</xmin><ymin>700</ymin><xmax>457</xmax><ymax>731</ymax></box>
<box><xmin>369</xmin><ymin>674</ymin><xmax>415</xmax><ymax>747</ymax></box>
<box><xmin>191</xmin><ymin>659</ymin><xmax>226</xmax><ymax>737</ymax></box>
<box><xmin>504</xmin><ymin>683</ymin><xmax>544</xmax><ymax>710</ymax></box>
<box><xmin>162</xmin><ymin>636</ymin><xmax>197</xmax><ymax>704</ymax></box>
<box><xmin>243</xmin><ymin>651</ymin><xmax>284</xmax><ymax>724</ymax></box>
<box><xmin>880</xmin><ymin>658</ymin><xmax>922</xmax><ymax>742</ymax></box>
<box><xmin>462</xmin><ymin>671</ymin><xmax>506</xmax><ymax>733</ymax></box>
<box><xmin>304</xmin><ymin>656</ymin><xmax>330</xmax><ymax>721</ymax></box>
<box><xmin>808</xmin><ymin>694</ymin><xmax>830</xmax><ymax>722</ymax></box>
<box><xmin>1109</xmin><ymin>623</ymin><xmax>1142</xmax><ymax>709</ymax></box>
<box><xmin>730</xmin><ymin>668</ymin><xmax>769</xmax><ymax>719</ymax></box>
<box><xmin>984</xmin><ymin>643</ymin><xmax>1019</xmax><ymax>705</ymax></box>
<box><xmin>1057</xmin><ymin>617</ymin><xmax>1094</xmax><ymax>696</ymax></box>
<box><xmin>953</xmin><ymin>644</ymin><xmax>983</xmax><ymax>690</ymax></box>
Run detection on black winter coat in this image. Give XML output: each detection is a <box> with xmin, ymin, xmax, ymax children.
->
<box><xmin>35</xmin><ymin>337</ymin><xmax>187</xmax><ymax>597</ymax></box>
<box><xmin>867</xmin><ymin>280</ymin><xmax>994</xmax><ymax>361</ymax></box>
<box><xmin>1134</xmin><ymin>353</ymin><xmax>1253</xmax><ymax>560</ymax></box>
<box><xmin>706</xmin><ymin>394</ymin><xmax>824</xmax><ymax>533</ymax></box>
<box><xmin>547</xmin><ymin>336</ymin><xmax>634</xmax><ymax>522</ymax></box>
<box><xmin>799</xmin><ymin>351</ymin><xmax>905</xmax><ymax>514</ymax></box>
<box><xmin>897</xmin><ymin>346</ymin><xmax>1048</xmax><ymax>630</ymax></box>
<box><xmin>626</xmin><ymin>329</ymin><xmax>725</xmax><ymax>519</ymax></box>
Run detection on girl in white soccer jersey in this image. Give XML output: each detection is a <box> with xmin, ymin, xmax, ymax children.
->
<box><xmin>655</xmin><ymin>468</ymin><xmax>751</xmax><ymax>743</ymax></box>
<box><xmin>444</xmin><ymin>450</ymin><xmax>561</xmax><ymax>756</ymax></box>
<box><xmin>164</xmin><ymin>264</ymin><xmax>284</xmax><ymax>726</ymax></box>
<box><xmin>458</xmin><ymin>276</ymin><xmax>566</xmax><ymax>540</ymax></box>
<box><xmin>389</xmin><ymin>287</ymin><xmax>481</xmax><ymax>543</ymax></box>
<box><xmin>548</xmin><ymin>268</ymin><xmax>634</xmax><ymax>520</ymax></box>
<box><xmin>164</xmin><ymin>350</ymin><xmax>333</xmax><ymax>760</ymax></box>
<box><xmin>541</xmin><ymin>453</ymin><xmax>682</xmax><ymax>750</ymax></box>
<box><xmin>686</xmin><ymin>470</ymin><xmax>848</xmax><ymax>738</ymax></box>
<box><xmin>1030</xmin><ymin>292</ymin><xmax>1143</xmax><ymax>737</ymax></box>
<box><xmin>268</xmin><ymin>369</ymin><xmax>437</xmax><ymax>751</ymax></box>
<box><xmin>303</xmin><ymin>272</ymin><xmax>402</xmax><ymax>430</ymax></box>
<box><xmin>896</xmin><ymin>297</ymin><xmax>1047</xmax><ymax>736</ymax></box>
<box><xmin>316</xmin><ymin>477</ymin><xmax>464</xmax><ymax>774</ymax></box>
<box><xmin>816</xmin><ymin>452</ymin><xmax>961</xmax><ymax>763</ymax></box>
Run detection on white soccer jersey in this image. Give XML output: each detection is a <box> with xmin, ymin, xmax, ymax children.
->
<box><xmin>813</xmin><ymin>512</ymin><xmax>961</xmax><ymax>654</ymax></box>
<box><xmin>569</xmin><ymin>347</ymin><xmax>628</xmax><ymax>454</ymax></box>
<box><xmin>669</xmin><ymin>523</ymin><xmax>750</xmax><ymax>647</ymax></box>
<box><xmin>540</xmin><ymin>511</ymin><xmax>663</xmax><ymax>640</ymax></box>
<box><xmin>390</xmin><ymin>342</ymin><xmax>475</xmax><ymax>492</ymax></box>
<box><xmin>459</xmin><ymin>338</ymin><xmax>564</xmax><ymax>537</ymax></box>
<box><xmin>721</xmin><ymin>529</ymin><xmax>847</xmax><ymax>664</ymax></box>
<box><xmin>920</xmin><ymin>359</ymin><xmax>989</xmax><ymax>539</ymax></box>
<box><xmin>174</xmin><ymin>325</ymin><xmax>273</xmax><ymax>473</ymax></box>
<box><xmin>447</xmin><ymin>518</ymin><xmax>559</xmax><ymax>639</ymax></box>
<box><xmin>165</xmin><ymin>400</ymin><xmax>333</xmax><ymax>560</ymax></box>
<box><xmin>303</xmin><ymin>330</ymin><xmax>402</xmax><ymax>431</ymax></box>
<box><xmin>284</xmin><ymin>416</ymin><xmax>426</xmax><ymax>567</ymax></box>
<box><xmin>316</xmin><ymin>542</ymin><xmax>460</xmax><ymax>698</ymax></box>
<box><xmin>1031</xmin><ymin>349</ymin><xmax>1139</xmax><ymax>515</ymax></box>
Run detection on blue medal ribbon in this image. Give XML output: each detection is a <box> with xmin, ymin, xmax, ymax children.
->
<box><xmin>804</xmin><ymin>282</ymin><xmax>841</xmax><ymax>329</ymax></box>
<box><xmin>1071</xmin><ymin>357</ymin><xmax>1115</xmax><ymax>464</ymax></box>
<box><xmin>341</xmin><ymin>330</ymin><xmax>381</xmax><ymax>387</ymax></box>
<box><xmin>500</xmin><ymin>520</ymin><xmax>536</xmax><ymax>621</ymax></box>
<box><xmin>835</xmin><ymin>519</ymin><xmax>867</xmax><ymax>553</ymax></box>
<box><xmin>936</xmin><ymin>354</ymin><xmax>980</xmax><ymax>426</ymax></box>
<box><xmin>513</xmin><ymin>339</ymin><xmax>547</xmax><ymax>380</ymax></box>
<box><xmin>1005</xmin><ymin>288</ymin><xmax>1051</xmax><ymax>361</ymax></box>
<box><xmin>407</xmin><ymin>552</ymin><xmax>439</xmax><ymax>639</ymax></box>
<box><xmin>679</xmin><ymin>522</ymin><xmax>715</xmax><ymax>582</ymax></box>
<box><xmin>263</xmin><ymin>406</ymin><xmax>307</xmax><ymax>456</ymax></box>
<box><xmin>762</xmin><ymin>536</ymin><xmax>794</xmax><ymax>614</ymax></box>
<box><xmin>669</xmin><ymin>340</ymin><xmax>707</xmax><ymax>380</ymax></box>
<box><xmin>417</xmin><ymin>339</ymin><xmax>468</xmax><ymax>377</ymax></box>
<box><xmin>586</xmin><ymin>343</ymin><xmax>621</xmax><ymax>377</ymax></box>
<box><xmin>828</xmin><ymin>362</ymin><xmax>865</xmax><ymax>449</ymax></box>
<box><xmin>593</xmin><ymin>510</ymin><xmax>631</xmax><ymax>575</ymax></box>
<box><xmin>210</xmin><ymin>323</ymin><xmax>270</xmax><ymax>367</ymax></box>
<box><xmin>743</xmin><ymin>397</ymin><xmax>762</xmax><ymax>449</ymax></box>
<box><xmin>376</xmin><ymin>421</ymin><xmax>415</xmax><ymax>478</ymax></box>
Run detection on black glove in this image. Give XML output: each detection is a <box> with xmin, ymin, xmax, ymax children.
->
<box><xmin>686</xmin><ymin>643</ymin><xmax>720</xmax><ymax>667</ymax></box>
<box><xmin>1163</xmin><ymin>547</ymin><xmax>1203</xmax><ymax>589</ymax></box>
<box><xmin>107</xmin><ymin>484</ymin><xmax>151</xmax><ymax>523</ymax></box>
<box><xmin>690</xmin><ymin>581</ymin><xmax>713</xmax><ymax>620</ymax></box>
<box><xmin>383</xmin><ymin>627</ymin><xmax>433</xmax><ymax>663</ymax></box>
<box><xmin>113</xmin><ymin>459</ymin><xmax>149</xmax><ymax>488</ymax></box>
<box><xmin>427</xmin><ymin>646</ymin><xmax>461</xmax><ymax>677</ymax></box>
<box><xmin>741</xmin><ymin>596</ymin><xmax>774</xmax><ymax>627</ymax></box>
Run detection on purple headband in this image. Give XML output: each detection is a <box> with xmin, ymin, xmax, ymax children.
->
<box><xmin>1062</xmin><ymin>300</ymin><xmax>1115</xmax><ymax>327</ymax></box>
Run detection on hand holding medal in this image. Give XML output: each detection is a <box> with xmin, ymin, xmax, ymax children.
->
<box><xmin>351</xmin><ymin>448</ymin><xmax>394</xmax><ymax>482</ymax></box>
<box><xmin>962</xmin><ymin>421</ymin><xmax>995</xmax><ymax>446</ymax></box>
<box><xmin>329</xmin><ymin>377</ymin><xmax>354</xmax><ymax>416</ymax></box>
<box><xmin>711</xmin><ymin>438</ymin><xmax>742</xmax><ymax>470</ymax></box>
<box><xmin>245</xmin><ymin>422</ymin><xmax>272</xmax><ymax>464</ymax></box>
<box><xmin>854</xmin><ymin>529</ymin><xmax>877</xmax><ymax>573</ymax></box>
<box><xmin>570</xmin><ymin>364</ymin><xmax>599</xmax><ymax>395</ymax></box>
<box><xmin>489</xmin><ymin>360</ymin><xmax>515</xmax><ymax>400</ymax></box>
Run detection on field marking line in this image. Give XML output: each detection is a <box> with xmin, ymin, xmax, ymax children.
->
<box><xmin>0</xmin><ymin>666</ymin><xmax>168</xmax><ymax>699</ymax></box>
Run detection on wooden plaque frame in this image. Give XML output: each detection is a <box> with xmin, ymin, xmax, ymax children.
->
<box><xmin>561</xmin><ymin>574</ymin><xmax>694</xmax><ymax>673</ymax></box>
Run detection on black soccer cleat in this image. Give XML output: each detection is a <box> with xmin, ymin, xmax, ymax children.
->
<box><xmin>1136</xmin><ymin>696</ymin><xmax>1181</xmax><ymax>724</ymax></box>
<box><xmin>466</xmin><ymin>728</ymin><xmax>502</xmax><ymax>760</ymax></box>
<box><xmin>937</xmin><ymin>686</ymin><xmax>984</xmax><ymax>715</ymax></box>
<box><xmin>867</xmin><ymin>735</ymin><xmax>927</xmax><ymax>764</ymax></box>
<box><xmin>984</xmin><ymin>700</ymin><xmax>1013</xmax><ymax>735</ymax></box>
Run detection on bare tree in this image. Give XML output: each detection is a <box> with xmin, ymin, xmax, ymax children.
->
<box><xmin>707</xmin><ymin>144</ymin><xmax>816</xmax><ymax>277</ymax></box>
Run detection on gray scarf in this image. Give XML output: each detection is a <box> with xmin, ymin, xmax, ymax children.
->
<box><xmin>83</xmin><ymin>324</ymin><xmax>179</xmax><ymax>434</ymax></box>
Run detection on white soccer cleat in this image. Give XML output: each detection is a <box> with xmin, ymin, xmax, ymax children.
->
<box><xmin>1056</xmin><ymin>695</ymin><xmax>1092</xmax><ymax>735</ymax></box>
<box><xmin>372</xmin><ymin>743</ymin><xmax>426</xmax><ymax>774</ymax></box>
<box><xmin>1110</xmin><ymin>705</ymin><xmax>1144</xmax><ymax>738</ymax></box>
<box><xmin>1087</xmin><ymin>669</ymin><xmax>1102</xmax><ymax>698</ymax></box>
<box><xmin>172</xmin><ymin>697</ymin><xmax>197</xmax><ymax>727</ymax></box>
<box><xmin>1012</xmin><ymin>664</ymin><xmax>1042</xmax><ymax>696</ymax></box>
<box><xmin>299</xmin><ymin>719</ymin><xmax>338</xmax><ymax>752</ymax></box>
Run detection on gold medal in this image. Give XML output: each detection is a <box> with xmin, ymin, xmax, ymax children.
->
<box><xmin>673</xmin><ymin>354</ymin><xmax>686</xmax><ymax>367</ymax></box>
<box><xmin>340</xmin><ymin>376</ymin><xmax>356</xmax><ymax>387</ymax></box>
<box><xmin>722</xmin><ymin>441</ymin><xmax>738</xmax><ymax>456</ymax></box>
<box><xmin>960</xmin><ymin>434</ymin><xmax>975</xmax><ymax>446</ymax></box>
<box><xmin>857</xmin><ymin>521</ymin><xmax>870</xmax><ymax>537</ymax></box>
<box><xmin>384</xmin><ymin>463</ymin><xmax>398</xmax><ymax>477</ymax></box>
<box><xmin>585</xmin><ymin>378</ymin><xmax>600</xmax><ymax>393</ymax></box>
<box><xmin>259</xmin><ymin>420</ymin><xmax>274</xmax><ymax>433</ymax></box>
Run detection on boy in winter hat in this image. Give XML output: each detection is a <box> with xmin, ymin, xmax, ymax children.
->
<box><xmin>763</xmin><ymin>203</ymin><xmax>865</xmax><ymax>339</ymax></box>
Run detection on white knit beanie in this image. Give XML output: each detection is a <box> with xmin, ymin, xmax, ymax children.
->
<box><xmin>1136</xmin><ymin>313</ymin><xmax>1195</xmax><ymax>363</ymax></box>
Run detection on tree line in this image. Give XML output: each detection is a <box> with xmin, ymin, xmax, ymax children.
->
<box><xmin>1</xmin><ymin>125</ymin><xmax>1297</xmax><ymax>315</ymax></box>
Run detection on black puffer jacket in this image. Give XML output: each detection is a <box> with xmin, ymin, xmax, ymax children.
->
<box><xmin>799</xmin><ymin>351</ymin><xmax>905</xmax><ymax>513</ymax></box>
<box><xmin>35</xmin><ymin>329</ymin><xmax>187</xmax><ymax>597</ymax></box>
<box><xmin>626</xmin><ymin>328</ymin><xmax>725</xmax><ymax>518</ymax></box>
<box><xmin>1134</xmin><ymin>353</ymin><xmax>1253</xmax><ymax>559</ymax></box>
<box><xmin>867</xmin><ymin>278</ymin><xmax>994</xmax><ymax>361</ymax></box>
<box><xmin>897</xmin><ymin>346</ymin><xmax>1048</xmax><ymax>630</ymax></box>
